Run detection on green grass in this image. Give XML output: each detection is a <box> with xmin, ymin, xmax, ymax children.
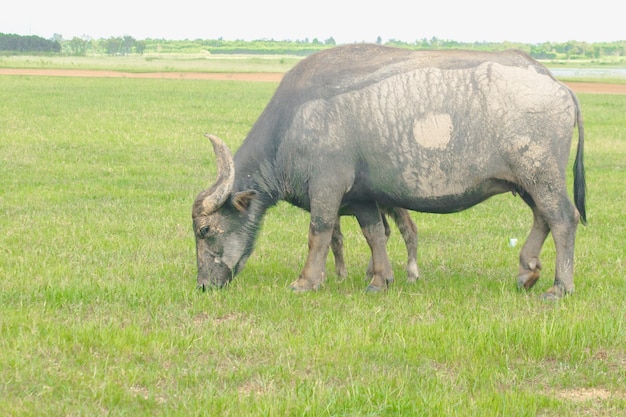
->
<box><xmin>1</xmin><ymin>75</ymin><xmax>625</xmax><ymax>416</ymax></box>
<box><xmin>0</xmin><ymin>53</ymin><xmax>301</xmax><ymax>73</ymax></box>
<box><xmin>2</xmin><ymin>53</ymin><xmax>626</xmax><ymax>85</ymax></box>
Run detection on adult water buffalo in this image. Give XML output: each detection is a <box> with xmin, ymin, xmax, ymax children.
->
<box><xmin>193</xmin><ymin>44</ymin><xmax>586</xmax><ymax>299</ymax></box>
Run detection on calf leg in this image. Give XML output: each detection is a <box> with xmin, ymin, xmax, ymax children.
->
<box><xmin>330</xmin><ymin>221</ymin><xmax>348</xmax><ymax>280</ymax></box>
<box><xmin>352</xmin><ymin>202</ymin><xmax>394</xmax><ymax>292</ymax></box>
<box><xmin>385</xmin><ymin>207</ymin><xmax>419</xmax><ymax>282</ymax></box>
<box><xmin>366</xmin><ymin>213</ymin><xmax>392</xmax><ymax>281</ymax></box>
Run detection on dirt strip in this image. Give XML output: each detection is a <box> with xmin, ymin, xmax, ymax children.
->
<box><xmin>1</xmin><ymin>68</ymin><xmax>625</xmax><ymax>94</ymax></box>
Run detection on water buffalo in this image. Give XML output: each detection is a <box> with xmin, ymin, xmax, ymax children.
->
<box><xmin>193</xmin><ymin>44</ymin><xmax>586</xmax><ymax>298</ymax></box>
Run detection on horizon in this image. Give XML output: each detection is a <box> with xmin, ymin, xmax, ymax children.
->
<box><xmin>2</xmin><ymin>1</ymin><xmax>624</xmax><ymax>45</ymax></box>
<box><xmin>3</xmin><ymin>0</ymin><xmax>625</xmax><ymax>45</ymax></box>
<box><xmin>5</xmin><ymin>32</ymin><xmax>625</xmax><ymax>46</ymax></box>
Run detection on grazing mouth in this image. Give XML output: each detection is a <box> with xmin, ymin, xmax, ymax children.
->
<box><xmin>197</xmin><ymin>279</ymin><xmax>229</xmax><ymax>292</ymax></box>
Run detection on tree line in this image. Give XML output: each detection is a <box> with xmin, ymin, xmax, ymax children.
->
<box><xmin>0</xmin><ymin>33</ymin><xmax>145</xmax><ymax>56</ymax></box>
<box><xmin>386</xmin><ymin>37</ymin><xmax>626</xmax><ymax>60</ymax></box>
<box><xmin>1</xmin><ymin>32</ymin><xmax>625</xmax><ymax>61</ymax></box>
<box><xmin>0</xmin><ymin>33</ymin><xmax>60</xmax><ymax>53</ymax></box>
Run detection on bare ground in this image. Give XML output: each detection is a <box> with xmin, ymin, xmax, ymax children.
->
<box><xmin>1</xmin><ymin>68</ymin><xmax>625</xmax><ymax>94</ymax></box>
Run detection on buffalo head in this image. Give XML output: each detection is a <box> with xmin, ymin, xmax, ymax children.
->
<box><xmin>192</xmin><ymin>134</ymin><xmax>258</xmax><ymax>290</ymax></box>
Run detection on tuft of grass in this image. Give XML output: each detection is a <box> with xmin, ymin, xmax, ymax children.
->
<box><xmin>1</xmin><ymin>75</ymin><xmax>625</xmax><ymax>416</ymax></box>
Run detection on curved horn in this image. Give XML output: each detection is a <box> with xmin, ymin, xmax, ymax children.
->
<box><xmin>201</xmin><ymin>134</ymin><xmax>235</xmax><ymax>214</ymax></box>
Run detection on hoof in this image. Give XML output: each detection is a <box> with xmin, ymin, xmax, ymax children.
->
<box><xmin>517</xmin><ymin>259</ymin><xmax>541</xmax><ymax>290</ymax></box>
<box><xmin>406</xmin><ymin>263</ymin><xmax>420</xmax><ymax>283</ymax></box>
<box><xmin>541</xmin><ymin>291</ymin><xmax>562</xmax><ymax>302</ymax></box>
<box><xmin>541</xmin><ymin>283</ymin><xmax>573</xmax><ymax>301</ymax></box>
<box><xmin>517</xmin><ymin>271</ymin><xmax>540</xmax><ymax>291</ymax></box>
<box><xmin>289</xmin><ymin>285</ymin><xmax>314</xmax><ymax>293</ymax></box>
<box><xmin>365</xmin><ymin>284</ymin><xmax>386</xmax><ymax>293</ymax></box>
<box><xmin>336</xmin><ymin>267</ymin><xmax>348</xmax><ymax>282</ymax></box>
<box><xmin>289</xmin><ymin>279</ymin><xmax>320</xmax><ymax>292</ymax></box>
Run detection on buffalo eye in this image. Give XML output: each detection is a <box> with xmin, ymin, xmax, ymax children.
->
<box><xmin>199</xmin><ymin>225</ymin><xmax>210</xmax><ymax>238</ymax></box>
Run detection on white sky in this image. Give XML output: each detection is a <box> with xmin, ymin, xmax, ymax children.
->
<box><xmin>1</xmin><ymin>0</ymin><xmax>624</xmax><ymax>44</ymax></box>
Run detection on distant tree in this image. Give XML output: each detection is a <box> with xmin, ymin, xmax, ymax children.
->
<box><xmin>101</xmin><ymin>36</ymin><xmax>137</xmax><ymax>55</ymax></box>
<box><xmin>530</xmin><ymin>43</ymin><xmax>557</xmax><ymax>60</ymax></box>
<box><xmin>385</xmin><ymin>39</ymin><xmax>406</xmax><ymax>48</ymax></box>
<box><xmin>417</xmin><ymin>38</ymin><xmax>430</xmax><ymax>48</ymax></box>
<box><xmin>104</xmin><ymin>37</ymin><xmax>122</xmax><ymax>55</ymax></box>
<box><xmin>324</xmin><ymin>37</ymin><xmax>336</xmax><ymax>46</ymax></box>
<box><xmin>135</xmin><ymin>40</ymin><xmax>146</xmax><ymax>55</ymax></box>
<box><xmin>376</xmin><ymin>36</ymin><xmax>383</xmax><ymax>45</ymax></box>
<box><xmin>69</xmin><ymin>37</ymin><xmax>88</xmax><ymax>56</ymax></box>
<box><xmin>122</xmin><ymin>35</ymin><xmax>136</xmax><ymax>55</ymax></box>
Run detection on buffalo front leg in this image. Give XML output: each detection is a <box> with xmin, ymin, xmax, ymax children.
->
<box><xmin>289</xmin><ymin>221</ymin><xmax>334</xmax><ymax>291</ymax></box>
<box><xmin>519</xmin><ymin>185</ymin><xmax>580</xmax><ymax>299</ymax></box>
<box><xmin>353</xmin><ymin>202</ymin><xmax>394</xmax><ymax>292</ymax></box>
<box><xmin>543</xmin><ymin>198</ymin><xmax>580</xmax><ymax>299</ymax></box>
<box><xmin>289</xmin><ymin>189</ymin><xmax>343</xmax><ymax>291</ymax></box>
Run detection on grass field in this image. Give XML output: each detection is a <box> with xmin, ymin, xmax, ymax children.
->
<box><xmin>2</xmin><ymin>53</ymin><xmax>626</xmax><ymax>84</ymax></box>
<box><xmin>1</xmin><ymin>75</ymin><xmax>625</xmax><ymax>416</ymax></box>
<box><xmin>0</xmin><ymin>54</ymin><xmax>301</xmax><ymax>74</ymax></box>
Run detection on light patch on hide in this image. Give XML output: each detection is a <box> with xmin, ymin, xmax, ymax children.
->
<box><xmin>475</xmin><ymin>62</ymin><xmax>568</xmax><ymax>113</ymax></box>
<box><xmin>413</xmin><ymin>113</ymin><xmax>453</xmax><ymax>150</ymax></box>
<box><xmin>222</xmin><ymin>233</ymin><xmax>246</xmax><ymax>270</ymax></box>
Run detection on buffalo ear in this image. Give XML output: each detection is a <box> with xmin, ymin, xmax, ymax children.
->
<box><xmin>231</xmin><ymin>190</ymin><xmax>257</xmax><ymax>212</ymax></box>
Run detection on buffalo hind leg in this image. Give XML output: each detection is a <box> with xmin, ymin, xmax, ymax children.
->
<box><xmin>544</xmin><ymin>197</ymin><xmax>579</xmax><ymax>299</ymax></box>
<box><xmin>519</xmin><ymin>188</ymin><xmax>579</xmax><ymax>299</ymax></box>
